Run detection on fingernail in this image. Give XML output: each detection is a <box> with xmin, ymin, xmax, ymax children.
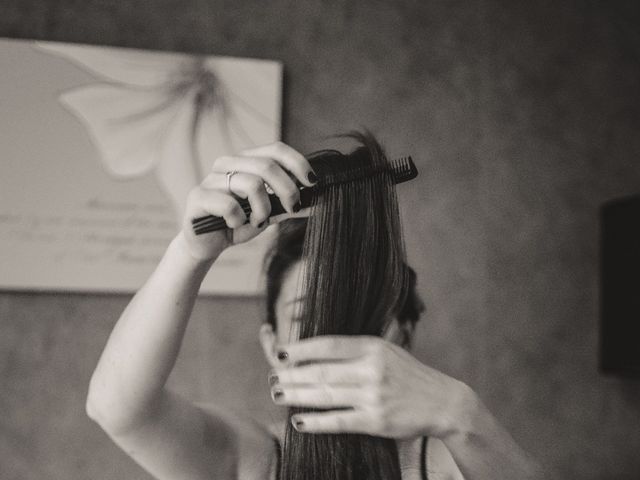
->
<box><xmin>292</xmin><ymin>201</ymin><xmax>301</xmax><ymax>213</ymax></box>
<box><xmin>268</xmin><ymin>373</ymin><xmax>279</xmax><ymax>386</ymax></box>
<box><xmin>292</xmin><ymin>417</ymin><xmax>304</xmax><ymax>430</ymax></box>
<box><xmin>308</xmin><ymin>171</ymin><xmax>318</xmax><ymax>184</ymax></box>
<box><xmin>272</xmin><ymin>389</ymin><xmax>284</xmax><ymax>400</ymax></box>
<box><xmin>277</xmin><ymin>350</ymin><xmax>288</xmax><ymax>361</ymax></box>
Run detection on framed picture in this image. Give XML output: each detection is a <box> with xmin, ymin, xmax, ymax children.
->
<box><xmin>0</xmin><ymin>38</ymin><xmax>282</xmax><ymax>295</ymax></box>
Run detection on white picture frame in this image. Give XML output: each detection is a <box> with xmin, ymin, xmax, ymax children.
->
<box><xmin>0</xmin><ymin>38</ymin><xmax>282</xmax><ymax>295</ymax></box>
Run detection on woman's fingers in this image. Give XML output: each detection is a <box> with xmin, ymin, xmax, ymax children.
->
<box><xmin>207</xmin><ymin>141</ymin><xmax>317</xmax><ymax>219</ymax></box>
<box><xmin>271</xmin><ymin>361</ymin><xmax>372</xmax><ymax>386</ymax></box>
<box><xmin>240</xmin><ymin>141</ymin><xmax>317</xmax><ymax>187</ymax></box>
<box><xmin>290</xmin><ymin>410</ymin><xmax>375</xmax><ymax>435</ymax></box>
<box><xmin>202</xmin><ymin>172</ymin><xmax>271</xmax><ymax>227</ymax></box>
<box><xmin>188</xmin><ymin>187</ymin><xmax>247</xmax><ymax>229</ymax></box>
<box><xmin>270</xmin><ymin>385</ymin><xmax>367</xmax><ymax>409</ymax></box>
<box><xmin>211</xmin><ymin>155</ymin><xmax>301</xmax><ymax>214</ymax></box>
<box><xmin>276</xmin><ymin>335</ymin><xmax>378</xmax><ymax>364</ymax></box>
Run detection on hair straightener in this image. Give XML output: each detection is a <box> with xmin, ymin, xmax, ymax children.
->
<box><xmin>191</xmin><ymin>155</ymin><xmax>418</xmax><ymax>235</ymax></box>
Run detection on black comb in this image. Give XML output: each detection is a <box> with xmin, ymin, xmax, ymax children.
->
<box><xmin>191</xmin><ymin>156</ymin><xmax>418</xmax><ymax>235</ymax></box>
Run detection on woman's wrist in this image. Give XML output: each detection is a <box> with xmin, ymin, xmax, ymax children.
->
<box><xmin>168</xmin><ymin>231</ymin><xmax>220</xmax><ymax>273</ymax></box>
<box><xmin>438</xmin><ymin>380</ymin><xmax>485</xmax><ymax>443</ymax></box>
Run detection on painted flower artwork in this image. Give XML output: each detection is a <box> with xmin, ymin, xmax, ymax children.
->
<box><xmin>0</xmin><ymin>38</ymin><xmax>282</xmax><ymax>295</ymax></box>
<box><xmin>36</xmin><ymin>42</ymin><xmax>282</xmax><ymax>221</ymax></box>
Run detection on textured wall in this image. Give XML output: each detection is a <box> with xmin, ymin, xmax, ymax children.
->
<box><xmin>1</xmin><ymin>1</ymin><xmax>640</xmax><ymax>479</ymax></box>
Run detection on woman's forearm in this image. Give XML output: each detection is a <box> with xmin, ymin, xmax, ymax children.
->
<box><xmin>86</xmin><ymin>231</ymin><xmax>217</xmax><ymax>434</ymax></box>
<box><xmin>442</xmin><ymin>386</ymin><xmax>547</xmax><ymax>480</ymax></box>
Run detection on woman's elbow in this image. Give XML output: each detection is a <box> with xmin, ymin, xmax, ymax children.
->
<box><xmin>85</xmin><ymin>383</ymin><xmax>117</xmax><ymax>431</ymax></box>
<box><xmin>85</xmin><ymin>381</ymin><xmax>141</xmax><ymax>436</ymax></box>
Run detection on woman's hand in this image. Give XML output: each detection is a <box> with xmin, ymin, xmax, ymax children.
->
<box><xmin>268</xmin><ymin>335</ymin><xmax>476</xmax><ymax>440</ymax></box>
<box><xmin>178</xmin><ymin>141</ymin><xmax>317</xmax><ymax>261</ymax></box>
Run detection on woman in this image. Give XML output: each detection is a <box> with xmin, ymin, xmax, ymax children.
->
<box><xmin>86</xmin><ymin>138</ymin><xmax>545</xmax><ymax>479</ymax></box>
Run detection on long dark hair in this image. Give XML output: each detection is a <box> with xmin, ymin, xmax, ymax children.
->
<box><xmin>264</xmin><ymin>132</ymin><xmax>423</xmax><ymax>480</ymax></box>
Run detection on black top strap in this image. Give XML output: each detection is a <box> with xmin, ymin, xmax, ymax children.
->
<box><xmin>421</xmin><ymin>436</ymin><xmax>429</xmax><ymax>480</ymax></box>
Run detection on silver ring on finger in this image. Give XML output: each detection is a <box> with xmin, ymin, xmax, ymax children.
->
<box><xmin>226</xmin><ymin>170</ymin><xmax>239</xmax><ymax>194</ymax></box>
<box><xmin>264</xmin><ymin>182</ymin><xmax>275</xmax><ymax>195</ymax></box>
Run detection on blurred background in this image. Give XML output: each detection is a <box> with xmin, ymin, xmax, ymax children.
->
<box><xmin>1</xmin><ymin>1</ymin><xmax>640</xmax><ymax>479</ymax></box>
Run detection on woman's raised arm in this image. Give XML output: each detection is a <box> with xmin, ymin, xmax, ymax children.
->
<box><xmin>86</xmin><ymin>231</ymin><xmax>247</xmax><ymax>480</ymax></box>
<box><xmin>85</xmin><ymin>142</ymin><xmax>317</xmax><ymax>480</ymax></box>
<box><xmin>86</xmin><ymin>231</ymin><xmax>214</xmax><ymax>435</ymax></box>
